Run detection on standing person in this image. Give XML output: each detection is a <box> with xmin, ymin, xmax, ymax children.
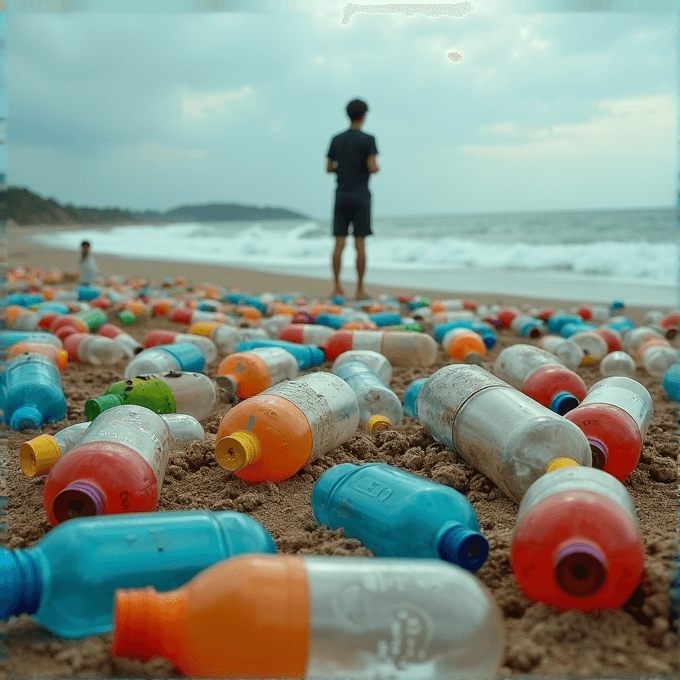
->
<box><xmin>326</xmin><ymin>98</ymin><xmax>379</xmax><ymax>300</ymax></box>
<box><xmin>79</xmin><ymin>240</ymin><xmax>102</xmax><ymax>286</ymax></box>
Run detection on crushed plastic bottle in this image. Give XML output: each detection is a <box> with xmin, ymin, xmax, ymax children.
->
<box><xmin>214</xmin><ymin>372</ymin><xmax>359</xmax><ymax>483</ymax></box>
<box><xmin>0</xmin><ymin>510</ymin><xmax>276</xmax><ymax>638</ymax></box>
<box><xmin>510</xmin><ymin>465</ymin><xmax>644</xmax><ymax>611</ymax></box>
<box><xmin>110</xmin><ymin>554</ymin><xmax>504</xmax><ymax>680</ymax></box>
<box><xmin>312</xmin><ymin>463</ymin><xmax>488</xmax><ymax>571</ymax></box>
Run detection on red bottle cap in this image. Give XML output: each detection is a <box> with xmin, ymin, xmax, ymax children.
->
<box><xmin>170</xmin><ymin>307</ymin><xmax>193</xmax><ymax>325</ymax></box>
<box><xmin>55</xmin><ymin>324</ymin><xmax>82</xmax><ymax>343</ymax></box>
<box><xmin>143</xmin><ymin>330</ymin><xmax>178</xmax><ymax>348</ymax></box>
<box><xmin>63</xmin><ymin>333</ymin><xmax>89</xmax><ymax>362</ymax></box>
<box><xmin>98</xmin><ymin>323</ymin><xmax>122</xmax><ymax>339</ymax></box>
<box><xmin>322</xmin><ymin>331</ymin><xmax>355</xmax><ymax>361</ymax></box>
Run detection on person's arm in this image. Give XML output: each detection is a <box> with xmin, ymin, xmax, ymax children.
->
<box><xmin>326</xmin><ymin>157</ymin><xmax>337</xmax><ymax>173</ymax></box>
<box><xmin>367</xmin><ymin>154</ymin><xmax>379</xmax><ymax>174</ymax></box>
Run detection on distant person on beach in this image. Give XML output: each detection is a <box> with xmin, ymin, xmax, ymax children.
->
<box><xmin>79</xmin><ymin>240</ymin><xmax>102</xmax><ymax>287</ymax></box>
<box><xmin>326</xmin><ymin>98</ymin><xmax>379</xmax><ymax>300</ymax></box>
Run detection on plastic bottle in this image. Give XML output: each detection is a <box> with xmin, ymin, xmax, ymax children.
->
<box><xmin>41</xmin><ymin>405</ymin><xmax>205</xmax><ymax>525</ymax></box>
<box><xmin>214</xmin><ymin>372</ymin><xmax>359</xmax><ymax>483</ymax></box>
<box><xmin>404</xmin><ymin>377</ymin><xmax>428</xmax><ymax>419</ymax></box>
<box><xmin>323</xmin><ymin>330</ymin><xmax>438</xmax><ymax>366</ymax></box>
<box><xmin>259</xmin><ymin>314</ymin><xmax>293</xmax><ymax>339</ymax></box>
<box><xmin>493</xmin><ymin>344</ymin><xmax>587</xmax><ymax>414</ymax></box>
<box><xmin>170</xmin><ymin>308</ymin><xmax>226</xmax><ymax>325</ymax></box>
<box><xmin>0</xmin><ymin>510</ymin><xmax>276</xmax><ymax>638</ymax></box>
<box><xmin>278</xmin><ymin>323</ymin><xmax>335</xmax><ymax>346</ymax></box>
<box><xmin>110</xmin><ymin>554</ymin><xmax>504</xmax><ymax>680</ymax></box>
<box><xmin>20</xmin><ymin>422</ymin><xmax>91</xmax><ymax>477</ymax></box>
<box><xmin>97</xmin><ymin>323</ymin><xmax>144</xmax><ymax>358</ymax></box>
<box><xmin>189</xmin><ymin>322</ymin><xmax>268</xmax><ymax>355</ymax></box>
<box><xmin>331</xmin><ymin>349</ymin><xmax>393</xmax><ymax>385</ymax></box>
<box><xmin>2</xmin><ymin>353</ymin><xmax>68</xmax><ymax>431</ymax></box>
<box><xmin>413</xmin><ymin>365</ymin><xmax>591</xmax><ymax>503</ymax></box>
<box><xmin>215</xmin><ymin>347</ymin><xmax>299</xmax><ymax>401</ymax></box>
<box><xmin>123</xmin><ymin>343</ymin><xmax>205</xmax><ymax>379</ymax></box>
<box><xmin>663</xmin><ymin>363</ymin><xmax>680</xmax><ymax>401</ymax></box>
<box><xmin>510</xmin><ymin>465</ymin><xmax>644</xmax><ymax>611</ymax></box>
<box><xmin>332</xmin><ymin>360</ymin><xmax>403</xmax><ymax>433</ymax></box>
<box><xmin>0</xmin><ymin>331</ymin><xmax>62</xmax><ymax>350</ymax></box>
<box><xmin>142</xmin><ymin>330</ymin><xmax>217</xmax><ymax>364</ymax></box>
<box><xmin>312</xmin><ymin>463</ymin><xmax>488</xmax><ymax>571</ymax></box>
<box><xmin>592</xmin><ymin>327</ymin><xmax>622</xmax><ymax>353</ymax></box>
<box><xmin>510</xmin><ymin>314</ymin><xmax>545</xmax><ymax>339</ymax></box>
<box><xmin>568</xmin><ymin>331</ymin><xmax>608</xmax><ymax>364</ymax></box>
<box><xmin>640</xmin><ymin>343</ymin><xmax>678</xmax><ymax>379</ymax></box>
<box><xmin>63</xmin><ymin>333</ymin><xmax>126</xmax><ymax>366</ymax></box>
<box><xmin>599</xmin><ymin>350</ymin><xmax>636</xmax><ymax>378</ymax></box>
<box><xmin>441</xmin><ymin>328</ymin><xmax>486</xmax><ymax>364</ymax></box>
<box><xmin>433</xmin><ymin>321</ymin><xmax>496</xmax><ymax>349</ymax></box>
<box><xmin>564</xmin><ymin>376</ymin><xmax>653</xmax><ymax>481</ymax></box>
<box><xmin>537</xmin><ymin>335</ymin><xmax>584</xmax><ymax>372</ymax></box>
<box><xmin>621</xmin><ymin>326</ymin><xmax>665</xmax><ymax>355</ymax></box>
<box><xmin>235</xmin><ymin>338</ymin><xmax>325</xmax><ymax>370</ymax></box>
<box><xmin>6</xmin><ymin>343</ymin><xmax>68</xmax><ymax>371</ymax></box>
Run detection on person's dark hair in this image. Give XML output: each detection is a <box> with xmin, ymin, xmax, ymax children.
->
<box><xmin>81</xmin><ymin>241</ymin><xmax>90</xmax><ymax>248</ymax></box>
<box><xmin>346</xmin><ymin>99</ymin><xmax>368</xmax><ymax>122</ymax></box>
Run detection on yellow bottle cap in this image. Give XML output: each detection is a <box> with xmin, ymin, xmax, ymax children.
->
<box><xmin>367</xmin><ymin>414</ymin><xmax>391</xmax><ymax>435</ymax></box>
<box><xmin>20</xmin><ymin>435</ymin><xmax>62</xmax><ymax>477</ymax></box>
<box><xmin>545</xmin><ymin>457</ymin><xmax>581</xmax><ymax>473</ymax></box>
<box><xmin>215</xmin><ymin>431</ymin><xmax>260</xmax><ymax>471</ymax></box>
<box><xmin>190</xmin><ymin>322</ymin><xmax>219</xmax><ymax>338</ymax></box>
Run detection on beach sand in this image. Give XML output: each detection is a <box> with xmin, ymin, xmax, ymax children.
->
<box><xmin>0</xmin><ymin>223</ymin><xmax>678</xmax><ymax>679</ymax></box>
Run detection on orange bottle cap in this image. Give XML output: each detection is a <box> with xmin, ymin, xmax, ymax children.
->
<box><xmin>545</xmin><ymin>457</ymin><xmax>581</xmax><ymax>473</ymax></box>
<box><xmin>367</xmin><ymin>414</ymin><xmax>391</xmax><ymax>434</ymax></box>
<box><xmin>20</xmin><ymin>435</ymin><xmax>61</xmax><ymax>477</ymax></box>
<box><xmin>215</xmin><ymin>431</ymin><xmax>260</xmax><ymax>471</ymax></box>
<box><xmin>56</xmin><ymin>349</ymin><xmax>69</xmax><ymax>371</ymax></box>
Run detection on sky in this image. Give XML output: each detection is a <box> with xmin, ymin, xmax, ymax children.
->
<box><xmin>4</xmin><ymin>1</ymin><xmax>678</xmax><ymax>219</ymax></box>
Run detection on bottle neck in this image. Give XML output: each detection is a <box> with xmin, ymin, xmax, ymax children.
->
<box><xmin>435</xmin><ymin>521</ymin><xmax>489</xmax><ymax>573</ymax></box>
<box><xmin>0</xmin><ymin>548</ymin><xmax>43</xmax><ymax>618</ymax></box>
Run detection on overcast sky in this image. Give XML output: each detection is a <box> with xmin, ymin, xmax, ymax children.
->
<box><xmin>4</xmin><ymin>2</ymin><xmax>677</xmax><ymax>219</ymax></box>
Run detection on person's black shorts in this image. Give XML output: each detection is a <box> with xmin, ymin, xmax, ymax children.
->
<box><xmin>333</xmin><ymin>195</ymin><xmax>372</xmax><ymax>238</ymax></box>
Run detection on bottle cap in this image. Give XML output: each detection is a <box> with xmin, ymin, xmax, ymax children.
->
<box><xmin>549</xmin><ymin>391</ymin><xmax>579</xmax><ymax>415</ymax></box>
<box><xmin>118</xmin><ymin>310</ymin><xmax>136</xmax><ymax>325</ymax></box>
<box><xmin>437</xmin><ymin>523</ymin><xmax>489</xmax><ymax>573</ymax></box>
<box><xmin>367</xmin><ymin>414</ymin><xmax>391</xmax><ymax>435</ymax></box>
<box><xmin>55</xmin><ymin>349</ymin><xmax>68</xmax><ymax>371</ymax></box>
<box><xmin>215</xmin><ymin>375</ymin><xmax>238</xmax><ymax>403</ymax></box>
<box><xmin>10</xmin><ymin>406</ymin><xmax>43</xmax><ymax>432</ymax></box>
<box><xmin>554</xmin><ymin>540</ymin><xmax>607</xmax><ymax>597</ymax></box>
<box><xmin>20</xmin><ymin>435</ymin><xmax>61</xmax><ymax>477</ymax></box>
<box><xmin>52</xmin><ymin>481</ymin><xmax>105</xmax><ymax>523</ymax></box>
<box><xmin>189</xmin><ymin>321</ymin><xmax>219</xmax><ymax>338</ymax></box>
<box><xmin>545</xmin><ymin>457</ymin><xmax>580</xmax><ymax>473</ymax></box>
<box><xmin>586</xmin><ymin>437</ymin><xmax>608</xmax><ymax>470</ymax></box>
<box><xmin>215</xmin><ymin>431</ymin><xmax>260</xmax><ymax>471</ymax></box>
<box><xmin>308</xmin><ymin>346</ymin><xmax>326</xmax><ymax>367</ymax></box>
<box><xmin>85</xmin><ymin>393</ymin><xmax>125</xmax><ymax>421</ymax></box>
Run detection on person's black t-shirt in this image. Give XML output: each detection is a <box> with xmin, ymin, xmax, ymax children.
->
<box><xmin>327</xmin><ymin>128</ymin><xmax>378</xmax><ymax>199</ymax></box>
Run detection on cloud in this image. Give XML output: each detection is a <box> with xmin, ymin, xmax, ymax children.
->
<box><xmin>178</xmin><ymin>85</ymin><xmax>255</xmax><ymax>122</ymax></box>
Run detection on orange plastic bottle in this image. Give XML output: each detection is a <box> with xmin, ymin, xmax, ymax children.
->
<box><xmin>215</xmin><ymin>372</ymin><xmax>359</xmax><ymax>483</ymax></box>
<box><xmin>110</xmin><ymin>554</ymin><xmax>505</xmax><ymax>679</ymax></box>
<box><xmin>441</xmin><ymin>328</ymin><xmax>486</xmax><ymax>364</ymax></box>
<box><xmin>6</xmin><ymin>342</ymin><xmax>68</xmax><ymax>371</ymax></box>
<box><xmin>510</xmin><ymin>465</ymin><xmax>645</xmax><ymax>611</ymax></box>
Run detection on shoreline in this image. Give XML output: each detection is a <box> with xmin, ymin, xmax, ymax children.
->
<box><xmin>8</xmin><ymin>223</ymin><xmax>675</xmax><ymax>324</ymax></box>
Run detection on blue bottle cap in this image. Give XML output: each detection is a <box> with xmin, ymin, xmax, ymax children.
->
<box><xmin>403</xmin><ymin>377</ymin><xmax>428</xmax><ymax>420</ymax></box>
<box><xmin>311</xmin><ymin>463</ymin><xmax>359</xmax><ymax>526</ymax></box>
<box><xmin>437</xmin><ymin>523</ymin><xmax>489</xmax><ymax>573</ymax></box>
<box><xmin>10</xmin><ymin>406</ymin><xmax>43</xmax><ymax>432</ymax></box>
<box><xmin>158</xmin><ymin>343</ymin><xmax>206</xmax><ymax>373</ymax></box>
<box><xmin>308</xmin><ymin>347</ymin><xmax>326</xmax><ymax>367</ymax></box>
<box><xmin>662</xmin><ymin>363</ymin><xmax>680</xmax><ymax>401</ymax></box>
<box><xmin>0</xmin><ymin>549</ymin><xmax>42</xmax><ymax>619</ymax></box>
<box><xmin>550</xmin><ymin>391</ymin><xmax>579</xmax><ymax>415</ymax></box>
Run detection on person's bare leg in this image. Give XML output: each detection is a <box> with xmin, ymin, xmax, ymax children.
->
<box><xmin>354</xmin><ymin>237</ymin><xmax>370</xmax><ymax>299</ymax></box>
<box><xmin>332</xmin><ymin>237</ymin><xmax>346</xmax><ymax>297</ymax></box>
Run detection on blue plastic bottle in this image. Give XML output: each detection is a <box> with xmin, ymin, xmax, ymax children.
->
<box><xmin>0</xmin><ymin>331</ymin><xmax>63</xmax><ymax>350</ymax></box>
<box><xmin>124</xmin><ymin>343</ymin><xmax>205</xmax><ymax>379</ymax></box>
<box><xmin>2</xmin><ymin>353</ymin><xmax>67</xmax><ymax>431</ymax></box>
<box><xmin>559</xmin><ymin>322</ymin><xmax>597</xmax><ymax>338</ymax></box>
<box><xmin>314</xmin><ymin>313</ymin><xmax>347</xmax><ymax>330</ymax></box>
<box><xmin>663</xmin><ymin>363</ymin><xmax>680</xmax><ymax>402</ymax></box>
<box><xmin>433</xmin><ymin>320</ymin><xmax>497</xmax><ymax>349</ymax></box>
<box><xmin>312</xmin><ymin>463</ymin><xmax>488</xmax><ymax>572</ymax></box>
<box><xmin>403</xmin><ymin>377</ymin><xmax>428</xmax><ymax>419</ymax></box>
<box><xmin>76</xmin><ymin>286</ymin><xmax>100</xmax><ymax>301</ymax></box>
<box><xmin>235</xmin><ymin>338</ymin><xmax>325</xmax><ymax>369</ymax></box>
<box><xmin>546</xmin><ymin>313</ymin><xmax>583</xmax><ymax>335</ymax></box>
<box><xmin>367</xmin><ymin>311</ymin><xmax>402</xmax><ymax>327</ymax></box>
<box><xmin>0</xmin><ymin>510</ymin><xmax>277</xmax><ymax>638</ymax></box>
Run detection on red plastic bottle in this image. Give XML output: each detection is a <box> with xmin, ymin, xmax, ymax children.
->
<box><xmin>510</xmin><ymin>465</ymin><xmax>645</xmax><ymax>611</ymax></box>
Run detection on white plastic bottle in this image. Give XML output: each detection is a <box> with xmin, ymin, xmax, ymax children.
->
<box><xmin>538</xmin><ymin>335</ymin><xmax>584</xmax><ymax>372</ymax></box>
<box><xmin>641</xmin><ymin>343</ymin><xmax>679</xmax><ymax>379</ymax></box>
<box><xmin>599</xmin><ymin>350</ymin><xmax>637</xmax><ymax>378</ymax></box>
<box><xmin>568</xmin><ymin>331</ymin><xmax>608</xmax><ymax>364</ymax></box>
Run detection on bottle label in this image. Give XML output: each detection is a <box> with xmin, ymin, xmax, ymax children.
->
<box><xmin>581</xmin><ymin>384</ymin><xmax>652</xmax><ymax>435</ymax></box>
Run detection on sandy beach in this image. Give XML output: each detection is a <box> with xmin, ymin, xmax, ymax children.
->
<box><xmin>0</xmin><ymin>222</ymin><xmax>678</xmax><ymax>679</ymax></box>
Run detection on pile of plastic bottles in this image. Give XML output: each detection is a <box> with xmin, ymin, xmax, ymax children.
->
<box><xmin>0</xmin><ymin>274</ymin><xmax>678</xmax><ymax>679</ymax></box>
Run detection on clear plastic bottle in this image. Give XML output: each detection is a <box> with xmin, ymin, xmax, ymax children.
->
<box><xmin>538</xmin><ymin>335</ymin><xmax>584</xmax><ymax>372</ymax></box>
<box><xmin>568</xmin><ymin>331</ymin><xmax>608</xmax><ymax>364</ymax></box>
<box><xmin>110</xmin><ymin>554</ymin><xmax>505</xmax><ymax>680</ymax></box>
<box><xmin>41</xmin><ymin>405</ymin><xmax>205</xmax><ymax>525</ymax></box>
<box><xmin>441</xmin><ymin>328</ymin><xmax>485</xmax><ymax>364</ymax></box>
<box><xmin>189</xmin><ymin>322</ymin><xmax>268</xmax><ymax>355</ymax></box>
<box><xmin>641</xmin><ymin>343</ymin><xmax>678</xmax><ymax>378</ymax></box>
<box><xmin>323</xmin><ymin>330</ymin><xmax>438</xmax><ymax>366</ymax></box>
<box><xmin>331</xmin><ymin>349</ymin><xmax>393</xmax><ymax>385</ymax></box>
<box><xmin>312</xmin><ymin>463</ymin><xmax>488</xmax><ymax>571</ymax></box>
<box><xmin>259</xmin><ymin>314</ymin><xmax>294</xmax><ymax>338</ymax></box>
<box><xmin>215</xmin><ymin>347</ymin><xmax>299</xmax><ymax>401</ymax></box>
<box><xmin>416</xmin><ymin>365</ymin><xmax>592</xmax><ymax>503</ymax></box>
<box><xmin>63</xmin><ymin>333</ymin><xmax>126</xmax><ymax>366</ymax></box>
<box><xmin>142</xmin><ymin>330</ymin><xmax>217</xmax><ymax>364</ymax></box>
<box><xmin>599</xmin><ymin>350</ymin><xmax>636</xmax><ymax>378</ymax></box>
<box><xmin>493</xmin><ymin>344</ymin><xmax>586</xmax><ymax>414</ymax></box>
<box><xmin>97</xmin><ymin>323</ymin><xmax>144</xmax><ymax>358</ymax></box>
<box><xmin>235</xmin><ymin>338</ymin><xmax>326</xmax><ymax>370</ymax></box>
<box><xmin>215</xmin><ymin>372</ymin><xmax>360</xmax><ymax>483</ymax></box>
<box><xmin>0</xmin><ymin>510</ymin><xmax>276</xmax><ymax>638</ymax></box>
<box><xmin>20</xmin><ymin>422</ymin><xmax>91</xmax><ymax>477</ymax></box>
<box><xmin>564</xmin><ymin>376</ymin><xmax>653</xmax><ymax>481</ymax></box>
<box><xmin>332</xmin><ymin>360</ymin><xmax>403</xmax><ymax>433</ymax></box>
<box><xmin>124</xmin><ymin>343</ymin><xmax>205</xmax><ymax>379</ymax></box>
<box><xmin>510</xmin><ymin>466</ymin><xmax>644</xmax><ymax>611</ymax></box>
<box><xmin>2</xmin><ymin>353</ymin><xmax>68</xmax><ymax>431</ymax></box>
<box><xmin>279</xmin><ymin>323</ymin><xmax>335</xmax><ymax>346</ymax></box>
<box><xmin>622</xmin><ymin>326</ymin><xmax>665</xmax><ymax>355</ymax></box>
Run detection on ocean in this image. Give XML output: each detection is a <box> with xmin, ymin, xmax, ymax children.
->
<box><xmin>27</xmin><ymin>207</ymin><xmax>678</xmax><ymax>307</ymax></box>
